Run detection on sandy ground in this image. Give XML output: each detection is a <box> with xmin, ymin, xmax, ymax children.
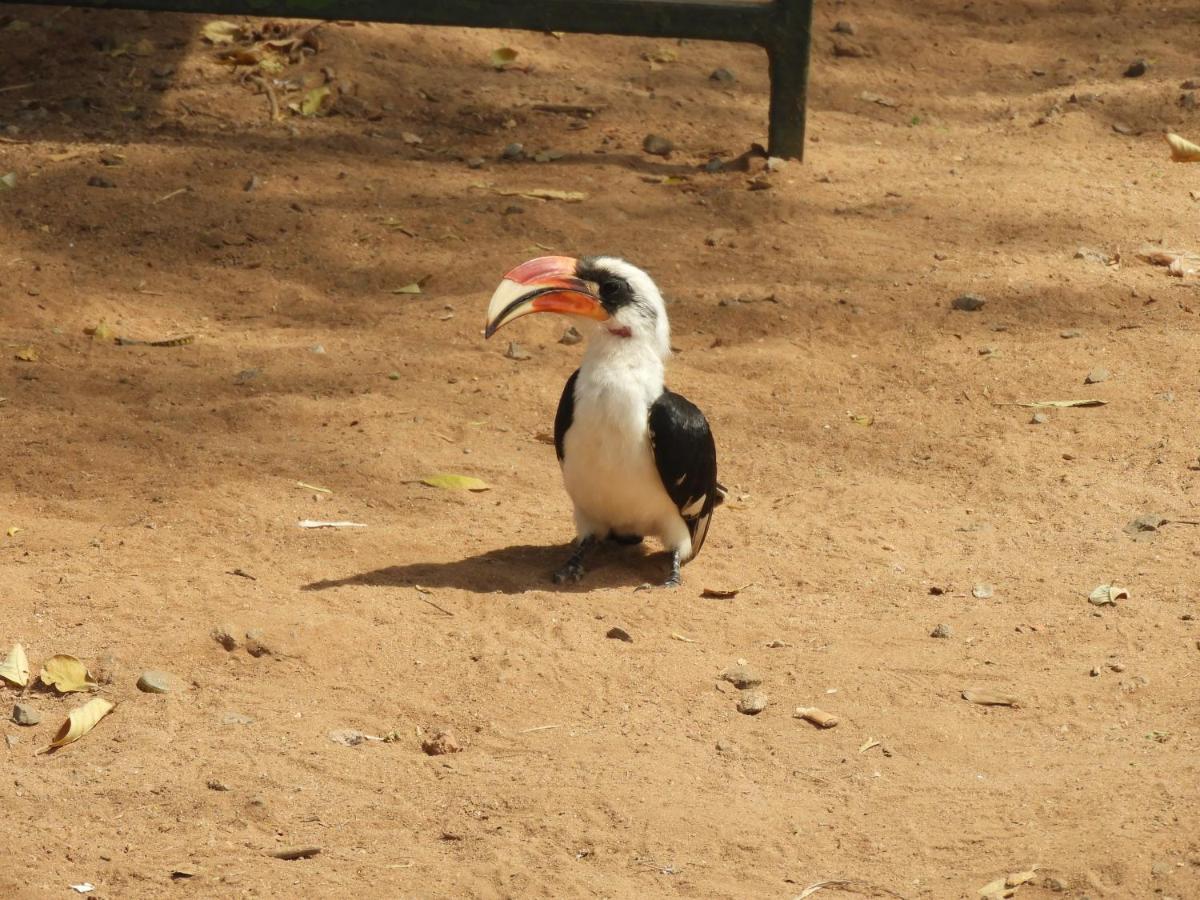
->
<box><xmin>2</xmin><ymin>1</ymin><xmax>1200</xmax><ymax>897</ymax></box>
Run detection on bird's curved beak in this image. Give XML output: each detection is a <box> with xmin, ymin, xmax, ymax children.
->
<box><xmin>485</xmin><ymin>255</ymin><xmax>608</xmax><ymax>339</ymax></box>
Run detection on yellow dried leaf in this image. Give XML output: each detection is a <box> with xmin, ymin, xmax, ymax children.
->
<box><xmin>0</xmin><ymin>643</ymin><xmax>30</xmax><ymax>687</ymax></box>
<box><xmin>298</xmin><ymin>86</ymin><xmax>332</xmax><ymax>117</ymax></box>
<box><xmin>6</xmin><ymin>526</ymin><xmax>21</xmax><ymax>537</ymax></box>
<box><xmin>40</xmin><ymin>654</ymin><xmax>98</xmax><ymax>693</ymax></box>
<box><xmin>421</xmin><ymin>474</ymin><xmax>490</xmax><ymax>492</ymax></box>
<box><xmin>14</xmin><ymin>346</ymin><xmax>37</xmax><ymax>362</ymax></box>
<box><xmin>202</xmin><ymin>20</ymin><xmax>243</xmax><ymax>45</ymax></box>
<box><xmin>296</xmin><ymin>481</ymin><xmax>332</xmax><ymax>494</ymax></box>
<box><xmin>0</xmin><ymin>172</ymin><xmax>17</xmax><ymax>190</ymax></box>
<box><xmin>490</xmin><ymin>47</ymin><xmax>519</xmax><ymax>70</ymax></box>
<box><xmin>391</xmin><ymin>283</ymin><xmax>422</xmax><ymax>294</ymax></box>
<box><xmin>1165</xmin><ymin>132</ymin><xmax>1200</xmax><ymax>162</ymax></box>
<box><xmin>85</xmin><ymin>320</ymin><xmax>114</xmax><ymax>342</ymax></box>
<box><xmin>38</xmin><ymin>697</ymin><xmax>115</xmax><ymax>754</ymax></box>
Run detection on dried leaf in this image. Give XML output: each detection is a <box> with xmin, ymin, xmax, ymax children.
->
<box><xmin>490</xmin><ymin>47</ymin><xmax>519</xmax><ymax>70</ymax></box>
<box><xmin>643</xmin><ymin>46</ymin><xmax>678</xmax><ymax>64</ymax></box>
<box><xmin>1089</xmin><ymin>584</ymin><xmax>1129</xmax><ymax>606</ymax></box>
<box><xmin>0</xmin><ymin>643</ymin><xmax>30</xmax><ymax>687</ymax></box>
<box><xmin>5</xmin><ymin>526</ymin><xmax>19</xmax><ymax>537</ymax></box>
<box><xmin>297</xmin><ymin>520</ymin><xmax>366</xmax><ymax>528</ymax></box>
<box><xmin>85</xmin><ymin>320</ymin><xmax>114</xmax><ymax>342</ymax></box>
<box><xmin>391</xmin><ymin>283</ymin><xmax>422</xmax><ymax>294</ymax></box>
<box><xmin>201</xmin><ymin>20</ymin><xmax>244</xmax><ymax>45</ymax></box>
<box><xmin>670</xmin><ymin>632</ymin><xmax>698</xmax><ymax>643</ymax></box>
<box><xmin>37</xmin><ymin>697</ymin><xmax>115</xmax><ymax>753</ymax></box>
<box><xmin>298</xmin><ymin>86</ymin><xmax>332</xmax><ymax>117</ymax></box>
<box><xmin>962</xmin><ymin>688</ymin><xmax>1020</xmax><ymax>707</ymax></box>
<box><xmin>421</xmin><ymin>474</ymin><xmax>490</xmax><ymax>492</ymax></box>
<box><xmin>0</xmin><ymin>172</ymin><xmax>16</xmax><ymax>191</ymax></box>
<box><xmin>1165</xmin><ymin>132</ymin><xmax>1200</xmax><ymax>162</ymax></box>
<box><xmin>14</xmin><ymin>346</ymin><xmax>37</xmax><ymax>362</ymax></box>
<box><xmin>1005</xmin><ymin>869</ymin><xmax>1038</xmax><ymax>888</ymax></box>
<box><xmin>40</xmin><ymin>654</ymin><xmax>98</xmax><ymax>693</ymax></box>
<box><xmin>296</xmin><ymin>481</ymin><xmax>331</xmax><ymax>494</ymax></box>
<box><xmin>518</xmin><ymin>188</ymin><xmax>586</xmax><ymax>202</ymax></box>
<box><xmin>1016</xmin><ymin>399</ymin><xmax>1106</xmax><ymax>409</ymax></box>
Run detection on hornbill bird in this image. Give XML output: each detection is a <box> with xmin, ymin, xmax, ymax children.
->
<box><xmin>484</xmin><ymin>255</ymin><xmax>721</xmax><ymax>587</ymax></box>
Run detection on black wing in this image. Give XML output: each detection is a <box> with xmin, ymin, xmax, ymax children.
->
<box><xmin>648</xmin><ymin>390</ymin><xmax>719</xmax><ymax>558</ymax></box>
<box><xmin>553</xmin><ymin>369</ymin><xmax>580</xmax><ymax>462</ymax></box>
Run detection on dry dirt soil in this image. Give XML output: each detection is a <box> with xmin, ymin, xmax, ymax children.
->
<box><xmin>3</xmin><ymin>1</ymin><xmax>1200</xmax><ymax>897</ymax></box>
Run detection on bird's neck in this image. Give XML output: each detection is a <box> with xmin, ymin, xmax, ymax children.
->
<box><xmin>579</xmin><ymin>334</ymin><xmax>665</xmax><ymax>406</ymax></box>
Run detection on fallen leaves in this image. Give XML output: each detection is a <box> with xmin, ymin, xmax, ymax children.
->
<box><xmin>37</xmin><ymin>697</ymin><xmax>115</xmax><ymax>754</ymax></box>
<box><xmin>476</xmin><ymin>183</ymin><xmax>587</xmax><ymax>203</ymax></box>
<box><xmin>489</xmin><ymin>47</ymin><xmax>520</xmax><ymax>71</ymax></box>
<box><xmin>1016</xmin><ymin>399</ymin><xmax>1106</xmax><ymax>409</ymax></box>
<box><xmin>421</xmin><ymin>474</ymin><xmax>490</xmax><ymax>492</ymax></box>
<box><xmin>201</xmin><ymin>20</ymin><xmax>244</xmax><ymax>44</ymax></box>
<box><xmin>14</xmin><ymin>346</ymin><xmax>38</xmax><ymax>362</ymax></box>
<box><xmin>296</xmin><ymin>481</ymin><xmax>332</xmax><ymax>494</ymax></box>
<box><xmin>1165</xmin><ymin>132</ymin><xmax>1200</xmax><ymax>162</ymax></box>
<box><xmin>962</xmin><ymin>688</ymin><xmax>1021</xmax><ymax>708</ymax></box>
<box><xmin>1088</xmin><ymin>584</ymin><xmax>1129</xmax><ymax>606</ymax></box>
<box><xmin>297</xmin><ymin>520</ymin><xmax>367</xmax><ymax>528</ymax></box>
<box><xmin>0</xmin><ymin>171</ymin><xmax>15</xmax><ymax>191</ymax></box>
<box><xmin>40</xmin><ymin>654</ymin><xmax>98</xmax><ymax>693</ymax></box>
<box><xmin>296</xmin><ymin>85</ymin><xmax>333</xmax><ymax>118</ymax></box>
<box><xmin>0</xmin><ymin>643</ymin><xmax>30</xmax><ymax>687</ymax></box>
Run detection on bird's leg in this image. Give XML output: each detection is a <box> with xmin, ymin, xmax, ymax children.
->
<box><xmin>553</xmin><ymin>535</ymin><xmax>597</xmax><ymax>584</ymax></box>
<box><xmin>662</xmin><ymin>549</ymin><xmax>682</xmax><ymax>589</ymax></box>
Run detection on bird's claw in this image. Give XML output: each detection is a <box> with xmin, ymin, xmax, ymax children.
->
<box><xmin>552</xmin><ymin>564</ymin><xmax>585</xmax><ymax>584</ymax></box>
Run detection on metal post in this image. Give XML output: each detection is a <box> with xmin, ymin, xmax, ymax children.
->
<box><xmin>765</xmin><ymin>0</ymin><xmax>814</xmax><ymax>160</ymax></box>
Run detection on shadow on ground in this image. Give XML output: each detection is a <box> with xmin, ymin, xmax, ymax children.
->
<box><xmin>300</xmin><ymin>539</ymin><xmax>674</xmax><ymax>594</ymax></box>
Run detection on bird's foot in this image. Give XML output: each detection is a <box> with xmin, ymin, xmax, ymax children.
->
<box><xmin>551</xmin><ymin>536</ymin><xmax>596</xmax><ymax>585</ymax></box>
<box><xmin>661</xmin><ymin>574</ymin><xmax>681</xmax><ymax>589</ymax></box>
<box><xmin>552</xmin><ymin>562</ymin><xmax>586</xmax><ymax>584</ymax></box>
<box><xmin>663</xmin><ymin>549</ymin><xmax>682</xmax><ymax>589</ymax></box>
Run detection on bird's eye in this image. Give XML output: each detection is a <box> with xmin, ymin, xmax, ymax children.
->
<box><xmin>599</xmin><ymin>280</ymin><xmax>619</xmax><ymax>298</ymax></box>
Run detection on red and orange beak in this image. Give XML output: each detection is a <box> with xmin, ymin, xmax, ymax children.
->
<box><xmin>484</xmin><ymin>256</ymin><xmax>608</xmax><ymax>339</ymax></box>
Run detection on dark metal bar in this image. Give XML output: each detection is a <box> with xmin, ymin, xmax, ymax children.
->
<box><xmin>764</xmin><ymin>0</ymin><xmax>813</xmax><ymax>159</ymax></box>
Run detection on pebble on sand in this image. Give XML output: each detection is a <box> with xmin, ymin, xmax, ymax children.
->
<box><xmin>136</xmin><ymin>670</ymin><xmax>172</xmax><ymax>694</ymax></box>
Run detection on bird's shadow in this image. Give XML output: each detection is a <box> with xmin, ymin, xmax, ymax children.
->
<box><xmin>300</xmin><ymin>541</ymin><xmax>669</xmax><ymax>595</ymax></box>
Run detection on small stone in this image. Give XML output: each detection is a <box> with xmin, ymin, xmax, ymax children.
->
<box><xmin>505</xmin><ymin>341</ymin><xmax>532</xmax><ymax>361</ymax></box>
<box><xmin>709</xmin><ymin>67</ymin><xmax>736</xmax><ymax>86</ymax></box>
<box><xmin>500</xmin><ymin>142</ymin><xmax>524</xmax><ymax>160</ymax></box>
<box><xmin>244</xmin><ymin>175</ymin><xmax>262</xmax><ymax>192</ymax></box>
<box><xmin>703</xmin><ymin>157</ymin><xmax>724</xmax><ymax>174</ymax></box>
<box><xmin>1089</xmin><ymin>666</ymin><xmax>1101</xmax><ymax>677</ymax></box>
<box><xmin>244</xmin><ymin>629</ymin><xmax>272</xmax><ymax>657</ymax></box>
<box><xmin>328</xmin><ymin>728</ymin><xmax>367</xmax><ymax>747</ymax></box>
<box><xmin>737</xmin><ymin>690</ymin><xmax>768</xmax><ymax>715</ymax></box>
<box><xmin>136</xmin><ymin>670</ymin><xmax>172</xmax><ymax>693</ymax></box>
<box><xmin>1109</xmin><ymin>661</ymin><xmax>1126</xmax><ymax>673</ymax></box>
<box><xmin>466</xmin><ymin>156</ymin><xmax>485</xmax><ymax>169</ymax></box>
<box><xmin>832</xmin><ymin>38</ymin><xmax>870</xmax><ymax>58</ymax></box>
<box><xmin>501</xmin><ymin>204</ymin><xmax>524</xmax><ymax>215</ymax></box>
<box><xmin>715</xmin><ymin>738</ymin><xmax>738</xmax><ymax>754</ymax></box>
<box><xmin>951</xmin><ymin>293</ymin><xmax>986</xmax><ymax>312</ymax></box>
<box><xmin>93</xmin><ymin>652</ymin><xmax>117</xmax><ymax>685</ymax></box>
<box><xmin>211</xmin><ymin>624</ymin><xmax>240</xmax><ymax>651</ymax></box>
<box><xmin>1084</xmin><ymin>367</ymin><xmax>1110</xmax><ymax>384</ymax></box>
<box><xmin>310</xmin><ymin>343</ymin><xmax>325</xmax><ymax>354</ymax></box>
<box><xmin>1151</xmin><ymin>860</ymin><xmax>1174</xmax><ymax>878</ymax></box>
<box><xmin>972</xmin><ymin>583</ymin><xmax>994</xmax><ymax>599</ymax></box>
<box><xmin>605</xmin><ymin>626</ymin><xmax>633</xmax><ymax>642</ymax></box>
<box><xmin>234</xmin><ymin>368</ymin><xmax>261</xmax><ymax>385</ymax></box>
<box><xmin>930</xmin><ymin>623</ymin><xmax>953</xmax><ymax>639</ymax></box>
<box><xmin>1042</xmin><ymin>876</ymin><xmax>1067</xmax><ymax>892</ymax></box>
<box><xmin>720</xmin><ymin>664</ymin><xmax>762</xmax><ymax>689</ymax></box>
<box><xmin>559</xmin><ymin>326</ymin><xmax>583</xmax><ymax>345</ymax></box>
<box><xmin>1030</xmin><ymin>412</ymin><xmax>1049</xmax><ymax>425</ymax></box>
<box><xmin>832</xmin><ymin>20</ymin><xmax>856</xmax><ymax>34</ymax></box>
<box><xmin>642</xmin><ymin>133</ymin><xmax>673</xmax><ymax>157</ymax></box>
<box><xmin>1060</xmin><ymin>329</ymin><xmax>1082</xmax><ymax>339</ymax></box>
<box><xmin>12</xmin><ymin>703</ymin><xmax>41</xmax><ymax>726</ymax></box>
<box><xmin>421</xmin><ymin>728</ymin><xmax>462</xmax><ymax>755</ymax></box>
<box><xmin>87</xmin><ymin>175</ymin><xmax>116</xmax><ymax>188</ymax></box>
<box><xmin>764</xmin><ymin>639</ymin><xmax>790</xmax><ymax>648</ymax></box>
<box><xmin>765</xmin><ymin>156</ymin><xmax>788</xmax><ymax>173</ymax></box>
<box><xmin>1124</xmin><ymin>58</ymin><xmax>1147</xmax><ymax>78</ymax></box>
<box><xmin>206</xmin><ymin>779</ymin><xmax>231</xmax><ymax>791</ymax></box>
<box><xmin>221</xmin><ymin>712</ymin><xmax>254</xmax><ymax>725</ymax></box>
